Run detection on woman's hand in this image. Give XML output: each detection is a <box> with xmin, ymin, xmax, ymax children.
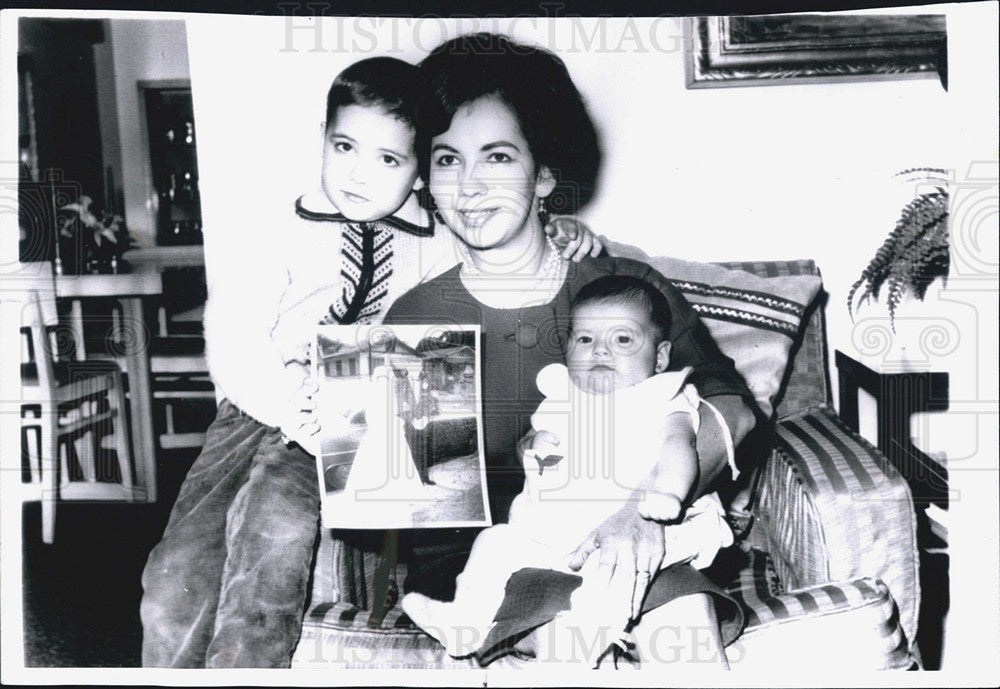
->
<box><xmin>567</xmin><ymin>497</ymin><xmax>665</xmax><ymax>621</ymax></box>
<box><xmin>545</xmin><ymin>215</ymin><xmax>604</xmax><ymax>262</ymax></box>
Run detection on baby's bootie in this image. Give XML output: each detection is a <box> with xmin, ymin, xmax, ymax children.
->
<box><xmin>401</xmin><ymin>592</ymin><xmax>492</xmax><ymax>658</ymax></box>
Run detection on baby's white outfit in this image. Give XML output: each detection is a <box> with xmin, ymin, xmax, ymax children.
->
<box><xmin>402</xmin><ymin>363</ymin><xmax>736</xmax><ymax>657</ymax></box>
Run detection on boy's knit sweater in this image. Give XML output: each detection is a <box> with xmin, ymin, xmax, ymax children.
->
<box><xmin>204</xmin><ymin>191</ymin><xmax>457</xmax><ymax>427</ymax></box>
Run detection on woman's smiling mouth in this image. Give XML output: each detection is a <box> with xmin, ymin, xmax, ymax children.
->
<box><xmin>458</xmin><ymin>207</ymin><xmax>499</xmax><ymax>226</ymax></box>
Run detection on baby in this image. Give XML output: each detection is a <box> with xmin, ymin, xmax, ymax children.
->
<box><xmin>402</xmin><ymin>275</ymin><xmax>736</xmax><ymax>665</ymax></box>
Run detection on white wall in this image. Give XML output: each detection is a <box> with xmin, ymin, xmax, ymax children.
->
<box><xmin>187</xmin><ymin>7</ymin><xmax>995</xmax><ymax>390</ymax></box>
<box><xmin>186</xmin><ymin>6</ymin><xmax>997</xmax><ymax>679</ymax></box>
<box><xmin>104</xmin><ymin>19</ymin><xmax>190</xmax><ymax>247</ymax></box>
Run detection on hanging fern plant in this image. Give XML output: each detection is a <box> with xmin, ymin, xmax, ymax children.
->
<box><xmin>848</xmin><ymin>168</ymin><xmax>950</xmax><ymax>330</ymax></box>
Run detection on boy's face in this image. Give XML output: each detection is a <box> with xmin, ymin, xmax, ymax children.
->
<box><xmin>566</xmin><ymin>300</ymin><xmax>670</xmax><ymax>395</ymax></box>
<box><xmin>321</xmin><ymin>104</ymin><xmax>422</xmax><ymax>222</ymax></box>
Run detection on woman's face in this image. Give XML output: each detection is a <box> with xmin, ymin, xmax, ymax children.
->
<box><xmin>429</xmin><ymin>96</ymin><xmax>555</xmax><ymax>254</ymax></box>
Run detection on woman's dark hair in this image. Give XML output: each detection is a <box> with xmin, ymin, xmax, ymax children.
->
<box><xmin>571</xmin><ymin>275</ymin><xmax>673</xmax><ymax>343</ymax></box>
<box><xmin>325</xmin><ymin>57</ymin><xmax>421</xmax><ymax>131</ymax></box>
<box><xmin>417</xmin><ymin>33</ymin><xmax>602</xmax><ymax>214</ymax></box>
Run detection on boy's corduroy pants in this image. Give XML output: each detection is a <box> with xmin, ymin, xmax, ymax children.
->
<box><xmin>140</xmin><ymin>399</ymin><xmax>320</xmax><ymax>668</ymax></box>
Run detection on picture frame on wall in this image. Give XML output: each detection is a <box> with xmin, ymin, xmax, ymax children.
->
<box><xmin>684</xmin><ymin>15</ymin><xmax>948</xmax><ymax>90</ymax></box>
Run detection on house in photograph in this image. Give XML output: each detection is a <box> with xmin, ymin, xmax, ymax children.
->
<box><xmin>414</xmin><ymin>333</ymin><xmax>476</xmax><ymax>396</ymax></box>
<box><xmin>317</xmin><ymin>332</ymin><xmax>421</xmax><ymax>380</ymax></box>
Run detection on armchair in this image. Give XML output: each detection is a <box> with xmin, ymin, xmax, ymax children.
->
<box><xmin>292</xmin><ymin>259</ymin><xmax>920</xmax><ymax>671</ymax></box>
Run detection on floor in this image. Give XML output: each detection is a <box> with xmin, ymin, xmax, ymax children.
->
<box><xmin>20</xmin><ymin>451</ymin><xmax>195</xmax><ymax>667</ymax></box>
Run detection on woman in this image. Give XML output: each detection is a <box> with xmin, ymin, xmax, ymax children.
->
<box><xmin>384</xmin><ymin>33</ymin><xmax>758</xmax><ymax>666</ymax></box>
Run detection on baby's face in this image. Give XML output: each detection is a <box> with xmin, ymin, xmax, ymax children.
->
<box><xmin>321</xmin><ymin>104</ymin><xmax>422</xmax><ymax>222</ymax></box>
<box><xmin>567</xmin><ymin>300</ymin><xmax>668</xmax><ymax>395</ymax></box>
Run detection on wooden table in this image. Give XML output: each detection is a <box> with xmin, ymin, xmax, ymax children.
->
<box><xmin>55</xmin><ymin>268</ymin><xmax>162</xmax><ymax>503</ymax></box>
<box><xmin>123</xmin><ymin>245</ymin><xmax>205</xmax><ymax>270</ymax></box>
<box><xmin>835</xmin><ymin>349</ymin><xmax>950</xmax><ymax>508</ymax></box>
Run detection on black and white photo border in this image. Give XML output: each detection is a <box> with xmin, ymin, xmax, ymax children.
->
<box><xmin>1</xmin><ymin>3</ymin><xmax>997</xmax><ymax>687</ymax></box>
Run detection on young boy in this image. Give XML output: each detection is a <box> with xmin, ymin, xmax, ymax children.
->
<box><xmin>401</xmin><ymin>275</ymin><xmax>739</xmax><ymax>666</ymax></box>
<box><xmin>142</xmin><ymin>55</ymin><xmax>599</xmax><ymax>669</ymax></box>
<box><xmin>269</xmin><ymin>56</ymin><xmax>601</xmax><ymax>449</ymax></box>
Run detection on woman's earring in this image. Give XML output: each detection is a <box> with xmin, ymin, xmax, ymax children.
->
<box><xmin>537</xmin><ymin>197</ymin><xmax>550</xmax><ymax>227</ymax></box>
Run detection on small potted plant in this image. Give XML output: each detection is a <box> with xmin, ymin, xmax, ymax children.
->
<box><xmin>848</xmin><ymin>168</ymin><xmax>950</xmax><ymax>331</ymax></box>
<box><xmin>59</xmin><ymin>195</ymin><xmax>137</xmax><ymax>274</ymax></box>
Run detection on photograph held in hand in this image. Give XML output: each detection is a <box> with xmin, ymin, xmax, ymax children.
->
<box><xmin>312</xmin><ymin>324</ymin><xmax>489</xmax><ymax>530</ymax></box>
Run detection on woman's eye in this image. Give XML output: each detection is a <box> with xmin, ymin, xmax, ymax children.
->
<box><xmin>486</xmin><ymin>152</ymin><xmax>512</xmax><ymax>164</ymax></box>
<box><xmin>575</xmin><ymin>335</ymin><xmax>592</xmax><ymax>344</ymax></box>
<box><xmin>333</xmin><ymin>141</ymin><xmax>352</xmax><ymax>153</ymax></box>
<box><xmin>381</xmin><ymin>155</ymin><xmax>400</xmax><ymax>167</ymax></box>
<box><xmin>434</xmin><ymin>154</ymin><xmax>458</xmax><ymax>167</ymax></box>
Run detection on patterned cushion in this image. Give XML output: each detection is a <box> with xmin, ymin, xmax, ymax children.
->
<box><xmin>726</xmin><ymin>548</ymin><xmax>914</xmax><ymax>670</ymax></box>
<box><xmin>605</xmin><ymin>242</ymin><xmax>823</xmax><ymax>419</ymax></box>
<box><xmin>717</xmin><ymin>260</ymin><xmax>830</xmax><ymax>419</ymax></box>
<box><xmin>750</xmin><ymin>406</ymin><xmax>920</xmax><ymax>656</ymax></box>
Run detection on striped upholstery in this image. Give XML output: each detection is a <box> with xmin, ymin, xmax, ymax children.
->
<box><xmin>728</xmin><ymin>548</ymin><xmax>913</xmax><ymax>670</ymax></box>
<box><xmin>293</xmin><ymin>259</ymin><xmax>920</xmax><ymax>670</ymax></box>
<box><xmin>295</xmin><ymin>601</ymin><xmax>479</xmax><ymax>669</ymax></box>
<box><xmin>297</xmin><ymin>529</ymin><xmax>475</xmax><ymax>669</ymax></box>
<box><xmin>749</xmin><ymin>406</ymin><xmax>920</xmax><ymax>657</ymax></box>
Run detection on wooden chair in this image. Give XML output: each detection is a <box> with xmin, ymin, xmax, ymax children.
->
<box><xmin>17</xmin><ymin>262</ymin><xmax>139</xmax><ymax>544</ymax></box>
<box><xmin>149</xmin><ymin>333</ymin><xmax>215</xmax><ymax>450</ymax></box>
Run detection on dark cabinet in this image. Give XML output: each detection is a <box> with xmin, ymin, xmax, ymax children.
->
<box><xmin>144</xmin><ymin>87</ymin><xmax>203</xmax><ymax>246</ymax></box>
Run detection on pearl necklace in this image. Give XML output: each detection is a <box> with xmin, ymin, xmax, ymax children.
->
<box><xmin>458</xmin><ymin>235</ymin><xmax>568</xmax><ymax>308</ymax></box>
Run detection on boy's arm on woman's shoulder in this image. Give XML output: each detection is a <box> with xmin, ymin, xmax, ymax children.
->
<box><xmin>545</xmin><ymin>215</ymin><xmax>605</xmax><ymax>261</ymax></box>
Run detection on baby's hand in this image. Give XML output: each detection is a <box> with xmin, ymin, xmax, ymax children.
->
<box><xmin>544</xmin><ymin>215</ymin><xmax>604</xmax><ymax>262</ymax></box>
<box><xmin>531</xmin><ymin>430</ymin><xmax>561</xmax><ymax>454</ymax></box>
<box><xmin>528</xmin><ymin>430</ymin><xmax>563</xmax><ymax>475</ymax></box>
<box><xmin>638</xmin><ymin>489</ymin><xmax>684</xmax><ymax>523</ymax></box>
